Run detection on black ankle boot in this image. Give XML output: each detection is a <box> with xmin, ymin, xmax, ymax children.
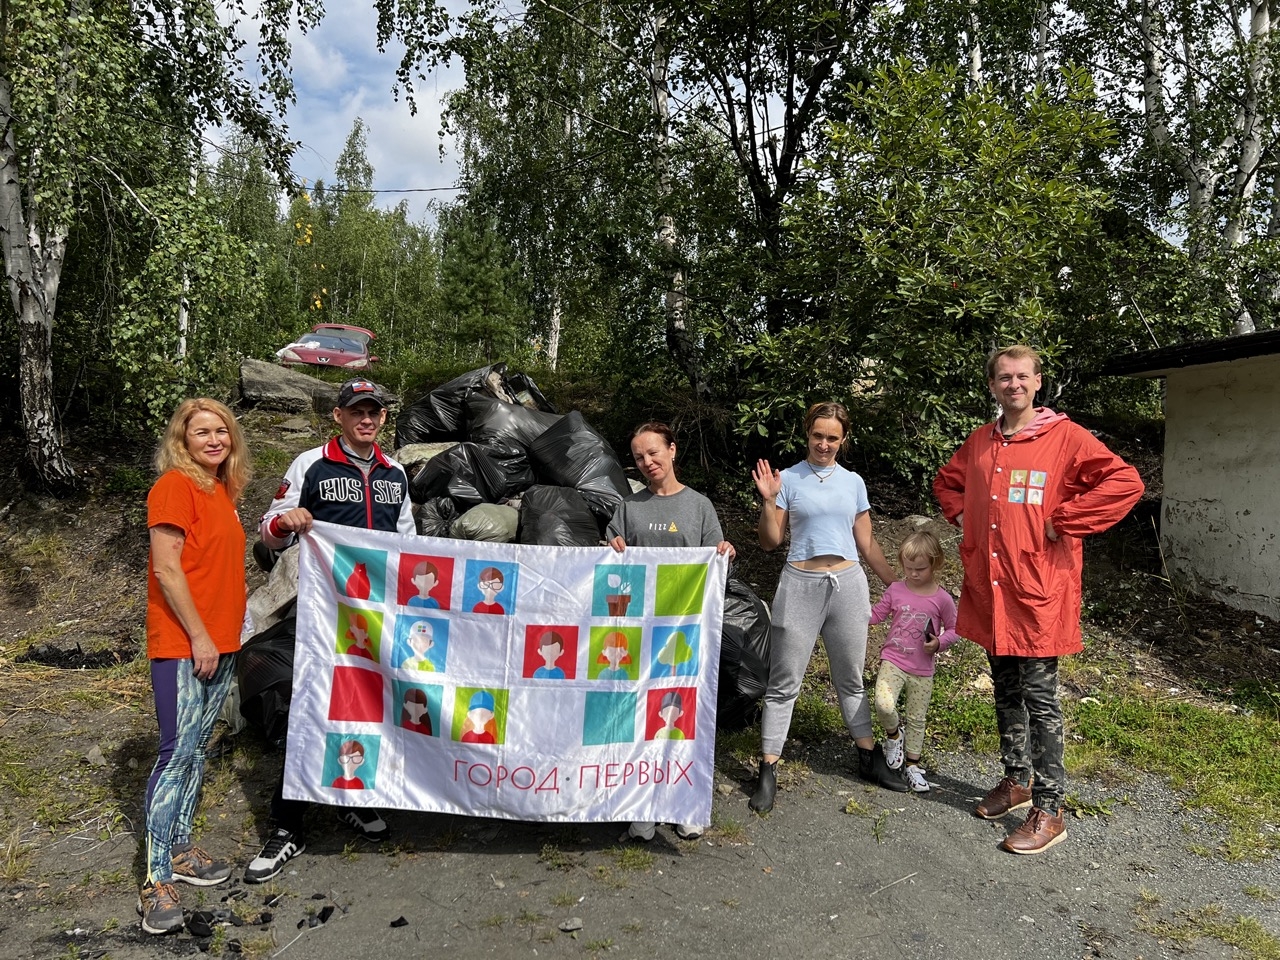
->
<box><xmin>749</xmin><ymin>760</ymin><xmax>777</xmax><ymax>813</ymax></box>
<box><xmin>858</xmin><ymin>744</ymin><xmax>909</xmax><ymax>793</ymax></box>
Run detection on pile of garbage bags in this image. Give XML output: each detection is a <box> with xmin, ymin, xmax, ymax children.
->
<box><xmin>395</xmin><ymin>363</ymin><xmax>628</xmax><ymax>548</ymax></box>
<box><xmin>233</xmin><ymin>362</ymin><xmax>770</xmax><ymax>748</ymax></box>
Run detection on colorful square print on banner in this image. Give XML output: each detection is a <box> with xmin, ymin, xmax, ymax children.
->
<box><xmin>392</xmin><ymin>615</ymin><xmax>449</xmax><ymax>673</ymax></box>
<box><xmin>523</xmin><ymin>625</ymin><xmax>579</xmax><ymax>680</ymax></box>
<box><xmin>588</xmin><ymin>626</ymin><xmax>641</xmax><ymax>680</ymax></box>
<box><xmin>453</xmin><ymin>687</ymin><xmax>509</xmax><ymax>744</ymax></box>
<box><xmin>322</xmin><ymin>732</ymin><xmax>381</xmax><ymax>791</ymax></box>
<box><xmin>462</xmin><ymin>559</ymin><xmax>519</xmax><ymax>615</ymax></box>
<box><xmin>649</xmin><ymin>624</ymin><xmax>701</xmax><ymax>678</ymax></box>
<box><xmin>591</xmin><ymin>564</ymin><xmax>646</xmax><ymax>618</ymax></box>
<box><xmin>335</xmin><ymin>605</ymin><xmax>383</xmax><ymax>662</ymax></box>
<box><xmin>328</xmin><ymin>664</ymin><xmax>385</xmax><ymax>723</ymax></box>
<box><xmin>392</xmin><ymin>680</ymin><xmax>442</xmax><ymax>737</ymax></box>
<box><xmin>396</xmin><ymin>553</ymin><xmax>455</xmax><ymax>610</ymax></box>
<box><xmin>583</xmin><ymin>691</ymin><xmax>637</xmax><ymax>746</ymax></box>
<box><xmin>332</xmin><ymin>544</ymin><xmax>387</xmax><ymax>603</ymax></box>
<box><xmin>644</xmin><ymin>687</ymin><xmax>697</xmax><ymax>741</ymax></box>
<box><xmin>654</xmin><ymin>564</ymin><xmax>708</xmax><ymax>617</ymax></box>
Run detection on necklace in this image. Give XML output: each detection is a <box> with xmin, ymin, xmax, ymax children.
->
<box><xmin>806</xmin><ymin>460</ymin><xmax>837</xmax><ymax>483</ymax></box>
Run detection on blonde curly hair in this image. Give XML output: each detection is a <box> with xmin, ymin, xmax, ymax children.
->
<box><xmin>154</xmin><ymin>398</ymin><xmax>252</xmax><ymax>501</ymax></box>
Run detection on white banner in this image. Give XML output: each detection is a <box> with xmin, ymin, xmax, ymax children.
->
<box><xmin>283</xmin><ymin>521</ymin><xmax>727</xmax><ymax>824</ymax></box>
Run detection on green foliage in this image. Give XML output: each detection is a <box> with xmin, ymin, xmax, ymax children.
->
<box><xmin>438</xmin><ymin>212</ymin><xmax>529</xmax><ymax>363</ymax></box>
<box><xmin>732</xmin><ymin>63</ymin><xmax>1119</xmax><ymax>485</ymax></box>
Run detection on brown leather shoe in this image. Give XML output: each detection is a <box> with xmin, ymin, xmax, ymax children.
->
<box><xmin>999</xmin><ymin>806</ymin><xmax>1067</xmax><ymax>854</ymax></box>
<box><xmin>974</xmin><ymin>776</ymin><xmax>1033</xmax><ymax>819</ymax></box>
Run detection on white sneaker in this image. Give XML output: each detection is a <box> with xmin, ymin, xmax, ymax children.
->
<box><xmin>903</xmin><ymin>764</ymin><xmax>930</xmax><ymax>793</ymax></box>
<box><xmin>627</xmin><ymin>821</ymin><xmax>656</xmax><ymax>842</ymax></box>
<box><xmin>883</xmin><ymin>732</ymin><xmax>904</xmax><ymax>770</ymax></box>
<box><xmin>674</xmin><ymin>823</ymin><xmax>704</xmax><ymax>841</ymax></box>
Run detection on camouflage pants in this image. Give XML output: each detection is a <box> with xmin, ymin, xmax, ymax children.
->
<box><xmin>988</xmin><ymin>654</ymin><xmax>1065</xmax><ymax>811</ymax></box>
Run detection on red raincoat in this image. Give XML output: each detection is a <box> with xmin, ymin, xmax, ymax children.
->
<box><xmin>933</xmin><ymin>410</ymin><xmax>1144</xmax><ymax>657</ymax></box>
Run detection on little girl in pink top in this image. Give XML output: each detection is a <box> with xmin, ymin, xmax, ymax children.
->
<box><xmin>871</xmin><ymin>531</ymin><xmax>959</xmax><ymax>792</ymax></box>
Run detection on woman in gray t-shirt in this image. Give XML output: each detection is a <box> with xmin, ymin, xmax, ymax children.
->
<box><xmin>607</xmin><ymin>421</ymin><xmax>734</xmax><ymax>843</ymax></box>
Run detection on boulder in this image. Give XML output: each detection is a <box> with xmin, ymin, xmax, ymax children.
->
<box><xmin>238</xmin><ymin>359</ymin><xmax>377</xmax><ymax>414</ymax></box>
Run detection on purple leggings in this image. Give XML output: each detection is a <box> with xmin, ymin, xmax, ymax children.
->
<box><xmin>144</xmin><ymin>655</ymin><xmax>235</xmax><ymax>882</ymax></box>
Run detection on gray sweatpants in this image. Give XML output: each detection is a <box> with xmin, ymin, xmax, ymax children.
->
<box><xmin>760</xmin><ymin>563</ymin><xmax>873</xmax><ymax>756</ymax></box>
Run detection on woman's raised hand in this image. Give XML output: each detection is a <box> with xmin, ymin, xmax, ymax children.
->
<box><xmin>752</xmin><ymin>459</ymin><xmax>781</xmax><ymax>502</ymax></box>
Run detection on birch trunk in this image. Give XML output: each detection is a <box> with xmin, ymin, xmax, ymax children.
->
<box><xmin>650</xmin><ymin>14</ymin><xmax>707</xmax><ymax>398</ymax></box>
<box><xmin>0</xmin><ymin>74</ymin><xmax>74</xmax><ymax>486</ymax></box>
<box><xmin>547</xmin><ymin>287</ymin><xmax>562</xmax><ymax>371</ymax></box>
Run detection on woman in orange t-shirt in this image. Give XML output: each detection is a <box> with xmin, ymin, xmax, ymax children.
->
<box><xmin>138</xmin><ymin>399</ymin><xmax>250</xmax><ymax>935</ymax></box>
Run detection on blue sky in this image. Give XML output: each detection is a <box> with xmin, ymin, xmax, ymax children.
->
<box><xmin>227</xmin><ymin>4</ymin><xmax>467</xmax><ymax>221</ymax></box>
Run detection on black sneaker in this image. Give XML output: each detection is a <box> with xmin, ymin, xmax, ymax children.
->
<box><xmin>170</xmin><ymin>843</ymin><xmax>232</xmax><ymax>886</ymax></box>
<box><xmin>338</xmin><ymin>807</ymin><xmax>389</xmax><ymax>842</ymax></box>
<box><xmin>137</xmin><ymin>881</ymin><xmax>184</xmax><ymax>935</ymax></box>
<box><xmin>244</xmin><ymin>828</ymin><xmax>305</xmax><ymax>884</ymax></box>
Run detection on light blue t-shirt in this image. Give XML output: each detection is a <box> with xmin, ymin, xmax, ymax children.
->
<box><xmin>776</xmin><ymin>463</ymin><xmax>871</xmax><ymax>563</ymax></box>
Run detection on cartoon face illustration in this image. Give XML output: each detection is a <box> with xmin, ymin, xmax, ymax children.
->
<box><xmin>460</xmin><ymin>689</ymin><xmax>498</xmax><ymax>743</ymax></box>
<box><xmin>539</xmin><ymin>631</ymin><xmax>564</xmax><ymax>668</ymax></box>
<box><xmin>599</xmin><ymin>632</ymin><xmax>631</xmax><ymax>670</ymax></box>
<box><xmin>475</xmin><ymin>567</ymin><xmax>504</xmax><ymax>609</ymax></box>
<box><xmin>333</xmin><ymin>739</ymin><xmax>366</xmax><ymax>786</ymax></box>
<box><xmin>400</xmin><ymin>688</ymin><xmax>432</xmax><ymax>735</ymax></box>
<box><xmin>658</xmin><ymin>690</ymin><xmax>684</xmax><ymax>728</ymax></box>
<box><xmin>345</xmin><ymin>614</ymin><xmax>375</xmax><ymax>658</ymax></box>
<box><xmin>407</xmin><ymin>621</ymin><xmax>433</xmax><ymax>657</ymax></box>
<box><xmin>405</xmin><ymin>560</ymin><xmax>438</xmax><ymax>606</ymax></box>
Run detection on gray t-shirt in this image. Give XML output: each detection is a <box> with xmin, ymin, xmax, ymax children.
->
<box><xmin>606</xmin><ymin>486</ymin><xmax>724</xmax><ymax>548</ymax></box>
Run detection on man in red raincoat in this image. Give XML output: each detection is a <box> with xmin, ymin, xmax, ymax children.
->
<box><xmin>934</xmin><ymin>345</ymin><xmax>1143</xmax><ymax>855</ymax></box>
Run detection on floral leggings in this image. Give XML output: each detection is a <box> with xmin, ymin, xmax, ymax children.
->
<box><xmin>144</xmin><ymin>655</ymin><xmax>235</xmax><ymax>882</ymax></box>
<box><xmin>873</xmin><ymin>660</ymin><xmax>934</xmax><ymax>759</ymax></box>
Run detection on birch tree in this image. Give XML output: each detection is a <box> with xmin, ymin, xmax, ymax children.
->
<box><xmin>0</xmin><ymin>0</ymin><xmax>317</xmax><ymax>486</ymax></box>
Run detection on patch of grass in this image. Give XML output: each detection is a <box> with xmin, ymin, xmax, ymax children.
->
<box><xmin>1063</xmin><ymin>795</ymin><xmax>1115</xmax><ymax>819</ymax></box>
<box><xmin>104</xmin><ymin>466</ymin><xmax>151</xmax><ymax>495</ymax></box>
<box><xmin>611</xmin><ymin>845</ymin><xmax>654</xmax><ymax>872</ymax></box>
<box><xmin>709</xmin><ymin>812</ymin><xmax>746</xmax><ymax>841</ymax></box>
<box><xmin>549</xmin><ymin>891</ymin><xmax>577</xmax><ymax>907</ymax></box>
<box><xmin>253</xmin><ymin>445</ymin><xmax>295</xmax><ymax>475</ymax></box>
<box><xmin>722</xmin><ymin>898</ymin><xmax>739</xmax><ymax>909</ymax></box>
<box><xmin>1245</xmin><ymin>885</ymin><xmax>1277</xmax><ymax>902</ymax></box>
<box><xmin>788</xmin><ymin>692</ymin><xmax>842</xmax><ymax>743</ymax></box>
<box><xmin>1070</xmin><ymin>689</ymin><xmax>1280</xmax><ymax>858</ymax></box>
<box><xmin>515</xmin><ymin>908</ymin><xmax>546</xmax><ymax>927</ymax></box>
<box><xmin>482</xmin><ymin>914</ymin><xmax>507</xmax><ymax>928</ymax></box>
<box><xmin>843</xmin><ymin>796</ymin><xmax>872</xmax><ymax>816</ymax></box>
<box><xmin>585</xmin><ymin>939</ymin><xmax>615</xmax><ymax>951</ymax></box>
<box><xmin>716</xmin><ymin>728</ymin><xmax>759</xmax><ymax>764</ymax></box>
<box><xmin>1135</xmin><ymin>900</ymin><xmax>1280</xmax><ymax>960</ymax></box>
<box><xmin>340</xmin><ymin>841</ymin><xmax>360</xmax><ymax>863</ymax></box>
<box><xmin>2</xmin><ymin>828</ymin><xmax>32</xmax><ymax>882</ymax></box>
<box><xmin>237</xmin><ymin>936</ymin><xmax>276</xmax><ymax>960</ymax></box>
<box><xmin>622</xmin><ymin>921</ymin><xmax>642</xmax><ymax>933</ymax></box>
<box><xmin>538</xmin><ymin>843</ymin><xmax>577</xmax><ymax>871</ymax></box>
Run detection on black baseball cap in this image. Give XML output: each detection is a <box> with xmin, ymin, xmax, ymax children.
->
<box><xmin>337</xmin><ymin>378</ymin><xmax>388</xmax><ymax>409</ymax></box>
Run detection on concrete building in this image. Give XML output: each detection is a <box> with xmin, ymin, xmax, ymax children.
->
<box><xmin>1105</xmin><ymin>329</ymin><xmax>1280</xmax><ymax>620</ymax></box>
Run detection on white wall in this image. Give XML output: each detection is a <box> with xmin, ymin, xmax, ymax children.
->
<box><xmin>1161</xmin><ymin>355</ymin><xmax>1280</xmax><ymax>620</ymax></box>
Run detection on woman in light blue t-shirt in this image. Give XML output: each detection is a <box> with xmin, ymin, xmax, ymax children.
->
<box><xmin>748</xmin><ymin>402</ymin><xmax>902</xmax><ymax>813</ymax></box>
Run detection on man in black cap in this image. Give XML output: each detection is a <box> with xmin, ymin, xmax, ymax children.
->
<box><xmin>246</xmin><ymin>378</ymin><xmax>414</xmax><ymax>882</ymax></box>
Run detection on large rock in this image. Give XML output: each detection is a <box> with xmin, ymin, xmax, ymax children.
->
<box><xmin>239</xmin><ymin>359</ymin><xmax>341</xmax><ymax>413</ymax></box>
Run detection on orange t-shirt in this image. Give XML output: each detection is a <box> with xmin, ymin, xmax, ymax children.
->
<box><xmin>146</xmin><ymin>470</ymin><xmax>247</xmax><ymax>659</ymax></box>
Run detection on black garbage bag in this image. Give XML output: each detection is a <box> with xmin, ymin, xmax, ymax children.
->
<box><xmin>409</xmin><ymin>442</ymin><xmax>506</xmax><ymax>507</ymax></box>
<box><xmin>465</xmin><ymin>392</ymin><xmax>561</xmax><ymax>449</ymax></box>
<box><xmin>237</xmin><ymin>616</ymin><xmax>296</xmax><ymax>749</ymax></box>
<box><xmin>717</xmin><ymin>579</ymin><xmax>772</xmax><ymax>732</ymax></box>
<box><xmin>480</xmin><ymin>441</ymin><xmax>538</xmax><ymax>498</ymax></box>
<box><xmin>506</xmin><ymin>371</ymin><xmax>558</xmax><ymax>413</ymax></box>
<box><xmin>395</xmin><ymin>363</ymin><xmax>510</xmax><ymax>445</ymax></box>
<box><xmin>418</xmin><ymin>496</ymin><xmax>462</xmax><ymax>538</ymax></box>
<box><xmin>518</xmin><ymin>484</ymin><xmax>601</xmax><ymax>546</ymax></box>
<box><xmin>528</xmin><ymin>411</ymin><xmax>630</xmax><ymax>525</ymax></box>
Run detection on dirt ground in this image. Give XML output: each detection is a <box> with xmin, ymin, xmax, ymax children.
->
<box><xmin>1</xmin><ymin>409</ymin><xmax>1278</xmax><ymax>960</ymax></box>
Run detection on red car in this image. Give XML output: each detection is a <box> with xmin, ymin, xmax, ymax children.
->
<box><xmin>276</xmin><ymin>324</ymin><xmax>379</xmax><ymax>371</ymax></box>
